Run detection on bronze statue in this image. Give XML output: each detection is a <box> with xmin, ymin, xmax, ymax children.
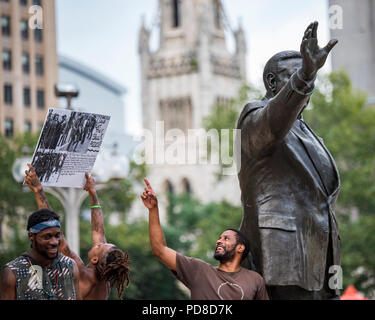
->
<box><xmin>237</xmin><ymin>22</ymin><xmax>340</xmax><ymax>299</ymax></box>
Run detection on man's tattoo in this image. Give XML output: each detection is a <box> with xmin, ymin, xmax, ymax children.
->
<box><xmin>31</xmin><ymin>178</ymin><xmax>40</xmax><ymax>188</ymax></box>
<box><xmin>38</xmin><ymin>189</ymin><xmax>51</xmax><ymax>210</ymax></box>
<box><xmin>91</xmin><ymin>193</ymin><xmax>105</xmax><ymax>238</ymax></box>
<box><xmin>92</xmin><ymin>194</ymin><xmax>99</xmax><ymax>205</ymax></box>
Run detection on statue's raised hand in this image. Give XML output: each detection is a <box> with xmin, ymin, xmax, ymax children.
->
<box><xmin>300</xmin><ymin>21</ymin><xmax>338</xmax><ymax>81</ymax></box>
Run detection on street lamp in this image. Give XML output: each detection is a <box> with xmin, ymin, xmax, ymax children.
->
<box><xmin>55</xmin><ymin>83</ymin><xmax>79</xmax><ymax>110</ymax></box>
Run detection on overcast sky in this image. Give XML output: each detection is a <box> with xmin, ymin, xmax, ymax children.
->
<box><xmin>56</xmin><ymin>0</ymin><xmax>331</xmax><ymax>135</ymax></box>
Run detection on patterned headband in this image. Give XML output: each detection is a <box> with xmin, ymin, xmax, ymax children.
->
<box><xmin>28</xmin><ymin>220</ymin><xmax>61</xmax><ymax>234</ymax></box>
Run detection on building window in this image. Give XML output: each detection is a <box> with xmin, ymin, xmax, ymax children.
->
<box><xmin>24</xmin><ymin>121</ymin><xmax>32</xmax><ymax>133</ymax></box>
<box><xmin>5</xmin><ymin>119</ymin><xmax>14</xmax><ymax>137</ymax></box>
<box><xmin>4</xmin><ymin>84</ymin><xmax>12</xmax><ymax>105</ymax></box>
<box><xmin>37</xmin><ymin>90</ymin><xmax>44</xmax><ymax>109</ymax></box>
<box><xmin>164</xmin><ymin>180</ymin><xmax>175</xmax><ymax>195</ymax></box>
<box><xmin>214</xmin><ymin>0</ymin><xmax>222</xmax><ymax>29</ymax></box>
<box><xmin>1</xmin><ymin>16</ymin><xmax>10</xmax><ymax>36</ymax></box>
<box><xmin>35</xmin><ymin>55</ymin><xmax>43</xmax><ymax>75</ymax></box>
<box><xmin>24</xmin><ymin>87</ymin><xmax>31</xmax><ymax>107</ymax></box>
<box><xmin>22</xmin><ymin>53</ymin><xmax>30</xmax><ymax>73</ymax></box>
<box><xmin>159</xmin><ymin>97</ymin><xmax>192</xmax><ymax>133</ymax></box>
<box><xmin>20</xmin><ymin>19</ymin><xmax>29</xmax><ymax>40</ymax></box>
<box><xmin>181</xmin><ymin>178</ymin><xmax>192</xmax><ymax>194</ymax></box>
<box><xmin>20</xmin><ymin>0</ymin><xmax>28</xmax><ymax>6</ymax></box>
<box><xmin>2</xmin><ymin>49</ymin><xmax>11</xmax><ymax>70</ymax></box>
<box><xmin>172</xmin><ymin>0</ymin><xmax>180</xmax><ymax>28</ymax></box>
<box><xmin>34</xmin><ymin>28</ymin><xmax>42</xmax><ymax>42</ymax></box>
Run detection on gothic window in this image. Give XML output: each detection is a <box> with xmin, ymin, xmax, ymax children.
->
<box><xmin>172</xmin><ymin>0</ymin><xmax>181</xmax><ymax>28</ymax></box>
<box><xmin>164</xmin><ymin>180</ymin><xmax>175</xmax><ymax>195</ymax></box>
<box><xmin>181</xmin><ymin>178</ymin><xmax>192</xmax><ymax>194</ymax></box>
<box><xmin>159</xmin><ymin>97</ymin><xmax>192</xmax><ymax>133</ymax></box>
<box><xmin>214</xmin><ymin>0</ymin><xmax>222</xmax><ymax>29</ymax></box>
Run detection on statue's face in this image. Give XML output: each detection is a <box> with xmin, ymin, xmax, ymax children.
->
<box><xmin>274</xmin><ymin>58</ymin><xmax>302</xmax><ymax>94</ymax></box>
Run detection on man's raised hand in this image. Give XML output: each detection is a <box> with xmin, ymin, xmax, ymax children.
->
<box><xmin>300</xmin><ymin>21</ymin><xmax>338</xmax><ymax>81</ymax></box>
<box><xmin>25</xmin><ymin>164</ymin><xmax>42</xmax><ymax>193</ymax></box>
<box><xmin>141</xmin><ymin>178</ymin><xmax>158</xmax><ymax>210</ymax></box>
<box><xmin>83</xmin><ymin>172</ymin><xmax>96</xmax><ymax>196</ymax></box>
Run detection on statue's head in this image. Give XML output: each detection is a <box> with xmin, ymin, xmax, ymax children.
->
<box><xmin>263</xmin><ymin>50</ymin><xmax>302</xmax><ymax>97</ymax></box>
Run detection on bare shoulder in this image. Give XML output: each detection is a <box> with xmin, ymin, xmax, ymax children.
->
<box><xmin>0</xmin><ymin>266</ymin><xmax>16</xmax><ymax>299</ymax></box>
<box><xmin>0</xmin><ymin>266</ymin><xmax>16</xmax><ymax>283</ymax></box>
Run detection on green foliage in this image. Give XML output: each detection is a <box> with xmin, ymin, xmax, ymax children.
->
<box><xmin>340</xmin><ymin>215</ymin><xmax>375</xmax><ymax>298</ymax></box>
<box><xmin>0</xmin><ymin>133</ymin><xmax>40</xmax><ymax>239</ymax></box>
<box><xmin>304</xmin><ymin>70</ymin><xmax>375</xmax><ymax>298</ymax></box>
<box><xmin>305</xmin><ymin>71</ymin><xmax>375</xmax><ymax>214</ymax></box>
<box><xmin>0</xmin><ymin>226</ymin><xmax>29</xmax><ymax>269</ymax></box>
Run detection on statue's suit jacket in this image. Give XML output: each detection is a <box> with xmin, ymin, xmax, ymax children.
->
<box><xmin>237</xmin><ymin>72</ymin><xmax>341</xmax><ymax>292</ymax></box>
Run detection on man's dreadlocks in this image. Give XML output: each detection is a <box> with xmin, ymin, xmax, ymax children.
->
<box><xmin>96</xmin><ymin>247</ymin><xmax>131</xmax><ymax>299</ymax></box>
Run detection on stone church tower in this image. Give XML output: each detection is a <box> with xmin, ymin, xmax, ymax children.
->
<box><xmin>137</xmin><ymin>0</ymin><xmax>247</xmax><ymax>220</ymax></box>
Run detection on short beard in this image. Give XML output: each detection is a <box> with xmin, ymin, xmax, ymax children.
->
<box><xmin>214</xmin><ymin>247</ymin><xmax>236</xmax><ymax>263</ymax></box>
<box><xmin>34</xmin><ymin>240</ymin><xmax>57</xmax><ymax>260</ymax></box>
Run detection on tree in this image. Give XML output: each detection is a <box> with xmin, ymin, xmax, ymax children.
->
<box><xmin>305</xmin><ymin>71</ymin><xmax>375</xmax><ymax>214</ymax></box>
<box><xmin>304</xmin><ymin>71</ymin><xmax>375</xmax><ymax>297</ymax></box>
<box><xmin>339</xmin><ymin>215</ymin><xmax>375</xmax><ymax>298</ymax></box>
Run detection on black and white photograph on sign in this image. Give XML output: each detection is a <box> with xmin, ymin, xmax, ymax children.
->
<box><xmin>30</xmin><ymin>108</ymin><xmax>110</xmax><ymax>188</ymax></box>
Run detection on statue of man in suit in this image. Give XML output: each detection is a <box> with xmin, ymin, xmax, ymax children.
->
<box><xmin>237</xmin><ymin>22</ymin><xmax>341</xmax><ymax>299</ymax></box>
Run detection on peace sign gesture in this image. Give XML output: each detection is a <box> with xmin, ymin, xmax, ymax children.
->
<box><xmin>141</xmin><ymin>178</ymin><xmax>158</xmax><ymax>210</ymax></box>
